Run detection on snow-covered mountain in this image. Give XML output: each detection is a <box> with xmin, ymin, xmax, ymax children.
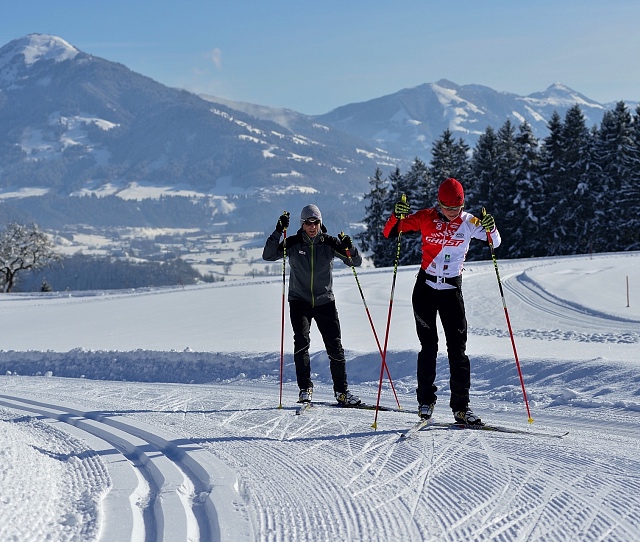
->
<box><xmin>0</xmin><ymin>34</ymin><xmax>78</xmax><ymax>77</ymax></box>
<box><xmin>314</xmin><ymin>79</ymin><xmax>625</xmax><ymax>160</ymax></box>
<box><xmin>0</xmin><ymin>34</ymin><xmax>387</xmax><ymax>198</ymax></box>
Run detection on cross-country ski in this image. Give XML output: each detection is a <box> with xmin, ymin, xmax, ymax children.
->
<box><xmin>398</xmin><ymin>418</ymin><xmax>432</xmax><ymax>439</ymax></box>
<box><xmin>295</xmin><ymin>401</ymin><xmax>312</xmax><ymax>415</ymax></box>
<box><xmin>400</xmin><ymin>419</ymin><xmax>568</xmax><ymax>439</ymax></box>
<box><xmin>295</xmin><ymin>401</ymin><xmax>400</xmax><ymax>415</ymax></box>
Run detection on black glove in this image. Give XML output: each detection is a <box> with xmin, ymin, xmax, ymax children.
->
<box><xmin>338</xmin><ymin>232</ymin><xmax>353</xmax><ymax>250</ymax></box>
<box><xmin>394</xmin><ymin>199</ymin><xmax>411</xmax><ymax>218</ymax></box>
<box><xmin>322</xmin><ymin>235</ymin><xmax>345</xmax><ymax>254</ymax></box>
<box><xmin>323</xmin><ymin>235</ymin><xmax>338</xmax><ymax>249</ymax></box>
<box><xmin>481</xmin><ymin>213</ymin><xmax>495</xmax><ymax>231</ymax></box>
<box><xmin>275</xmin><ymin>211</ymin><xmax>290</xmax><ymax>233</ymax></box>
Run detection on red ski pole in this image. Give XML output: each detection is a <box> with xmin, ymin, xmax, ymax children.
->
<box><xmin>372</xmin><ymin>194</ymin><xmax>407</xmax><ymax>429</ymax></box>
<box><xmin>340</xmin><ymin>234</ymin><xmax>401</xmax><ymax>410</ymax></box>
<box><xmin>278</xmin><ymin>215</ymin><xmax>289</xmax><ymax>408</ymax></box>
<box><xmin>482</xmin><ymin>208</ymin><xmax>533</xmax><ymax>424</ymax></box>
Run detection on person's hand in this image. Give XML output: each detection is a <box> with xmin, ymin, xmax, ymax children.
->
<box><xmin>481</xmin><ymin>212</ymin><xmax>495</xmax><ymax>231</ymax></box>
<box><xmin>275</xmin><ymin>211</ymin><xmax>290</xmax><ymax>233</ymax></box>
<box><xmin>323</xmin><ymin>235</ymin><xmax>339</xmax><ymax>250</ymax></box>
<box><xmin>394</xmin><ymin>199</ymin><xmax>410</xmax><ymax>218</ymax></box>
<box><xmin>338</xmin><ymin>232</ymin><xmax>353</xmax><ymax>250</ymax></box>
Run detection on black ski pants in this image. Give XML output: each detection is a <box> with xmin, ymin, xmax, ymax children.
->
<box><xmin>412</xmin><ymin>272</ymin><xmax>470</xmax><ymax>411</ymax></box>
<box><xmin>289</xmin><ymin>299</ymin><xmax>349</xmax><ymax>394</ymax></box>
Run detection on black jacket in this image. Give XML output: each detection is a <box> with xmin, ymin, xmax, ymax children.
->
<box><xmin>262</xmin><ymin>228</ymin><xmax>362</xmax><ymax>306</ymax></box>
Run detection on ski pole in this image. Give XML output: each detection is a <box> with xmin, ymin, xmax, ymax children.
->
<box><xmin>278</xmin><ymin>213</ymin><xmax>289</xmax><ymax>408</ymax></box>
<box><xmin>340</xmin><ymin>233</ymin><xmax>401</xmax><ymax>410</ymax></box>
<box><xmin>482</xmin><ymin>207</ymin><xmax>533</xmax><ymax>424</ymax></box>
<box><xmin>373</xmin><ymin>194</ymin><xmax>407</xmax><ymax>429</ymax></box>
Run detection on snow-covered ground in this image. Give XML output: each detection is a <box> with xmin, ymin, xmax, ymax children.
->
<box><xmin>0</xmin><ymin>251</ymin><xmax>639</xmax><ymax>541</ymax></box>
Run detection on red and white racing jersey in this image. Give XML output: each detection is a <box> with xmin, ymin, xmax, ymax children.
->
<box><xmin>383</xmin><ymin>207</ymin><xmax>501</xmax><ymax>285</ymax></box>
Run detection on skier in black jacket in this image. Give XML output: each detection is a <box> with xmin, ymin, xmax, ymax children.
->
<box><xmin>263</xmin><ymin>204</ymin><xmax>362</xmax><ymax>406</ymax></box>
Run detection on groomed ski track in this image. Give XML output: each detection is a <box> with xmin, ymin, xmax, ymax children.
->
<box><xmin>2</xmin><ymin>378</ymin><xmax>640</xmax><ymax>541</ymax></box>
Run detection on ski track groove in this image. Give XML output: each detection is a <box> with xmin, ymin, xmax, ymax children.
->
<box><xmin>0</xmin><ymin>392</ymin><xmax>253</xmax><ymax>542</ymax></box>
<box><xmin>502</xmin><ymin>270</ymin><xmax>639</xmax><ymax>333</ymax></box>
<box><xmin>405</xmin><ymin>439</ymin><xmax>433</xmax><ymax>525</ymax></box>
<box><xmin>362</xmin><ymin>434</ymin><xmax>403</xmax><ymax>479</ymax></box>
<box><xmin>431</xmin><ymin>430</ymin><xmax>640</xmax><ymax>541</ymax></box>
<box><xmin>538</xmin><ymin>448</ymin><xmax>640</xmax><ymax>540</ymax></box>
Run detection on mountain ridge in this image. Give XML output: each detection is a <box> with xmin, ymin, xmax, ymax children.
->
<box><xmin>0</xmin><ymin>33</ymin><xmax>387</xmax><ymax>198</ymax></box>
<box><xmin>313</xmin><ymin>78</ymin><xmax>620</xmax><ymax>160</ymax></box>
<box><xmin>0</xmin><ymin>33</ymin><xmax>637</xmax><ymax>235</ymax></box>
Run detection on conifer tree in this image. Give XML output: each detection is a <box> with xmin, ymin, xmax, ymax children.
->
<box><xmin>493</xmin><ymin>119</ymin><xmax>520</xmax><ymax>220</ymax></box>
<box><xmin>538</xmin><ymin>112</ymin><xmax>567</xmax><ymax>255</ymax></box>
<box><xmin>505</xmin><ymin>122</ymin><xmax>542</xmax><ymax>257</ymax></box>
<box><xmin>429</xmin><ymin>130</ymin><xmax>471</xmax><ymax>187</ymax></box>
<box><xmin>593</xmin><ymin>101</ymin><xmax>634</xmax><ymax>249</ymax></box>
<box><xmin>573</xmin><ymin>125</ymin><xmax>603</xmax><ymax>255</ymax></box>
<box><xmin>625</xmin><ymin>105</ymin><xmax>640</xmax><ymax>250</ymax></box>
<box><xmin>355</xmin><ymin>168</ymin><xmax>394</xmax><ymax>267</ymax></box>
<box><xmin>468</xmin><ymin>126</ymin><xmax>499</xmax><ymax>211</ymax></box>
<box><xmin>560</xmin><ymin>105</ymin><xmax>596</xmax><ymax>254</ymax></box>
<box><xmin>468</xmin><ymin>126</ymin><xmax>500</xmax><ymax>259</ymax></box>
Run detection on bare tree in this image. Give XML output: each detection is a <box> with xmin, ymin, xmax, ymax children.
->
<box><xmin>0</xmin><ymin>223</ymin><xmax>62</xmax><ymax>292</ymax></box>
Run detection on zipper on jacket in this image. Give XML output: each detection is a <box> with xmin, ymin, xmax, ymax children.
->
<box><xmin>309</xmin><ymin>240</ymin><xmax>315</xmax><ymax>307</ymax></box>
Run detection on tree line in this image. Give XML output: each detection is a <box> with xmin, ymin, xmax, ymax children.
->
<box><xmin>20</xmin><ymin>253</ymin><xmax>215</xmax><ymax>293</ymax></box>
<box><xmin>357</xmin><ymin>101</ymin><xmax>640</xmax><ymax>266</ymax></box>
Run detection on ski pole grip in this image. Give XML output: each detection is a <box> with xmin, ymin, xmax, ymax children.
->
<box><xmin>340</xmin><ymin>231</ymin><xmax>353</xmax><ymax>261</ymax></box>
<box><xmin>399</xmin><ymin>193</ymin><xmax>408</xmax><ymax>219</ymax></box>
<box><xmin>482</xmin><ymin>207</ymin><xmax>493</xmax><ymax>244</ymax></box>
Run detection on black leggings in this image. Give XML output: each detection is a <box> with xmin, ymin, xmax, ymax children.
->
<box><xmin>289</xmin><ymin>300</ymin><xmax>348</xmax><ymax>393</ymax></box>
<box><xmin>412</xmin><ymin>271</ymin><xmax>470</xmax><ymax>410</ymax></box>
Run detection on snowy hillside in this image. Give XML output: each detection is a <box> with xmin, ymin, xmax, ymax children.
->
<box><xmin>0</xmin><ymin>33</ymin><xmax>384</xmax><ymax>199</ymax></box>
<box><xmin>313</xmin><ymin>79</ymin><xmax>627</xmax><ymax>160</ymax></box>
<box><xmin>0</xmin><ymin>251</ymin><xmax>639</xmax><ymax>541</ymax></box>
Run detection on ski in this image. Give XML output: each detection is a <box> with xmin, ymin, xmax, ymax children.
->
<box><xmin>442</xmin><ymin>422</ymin><xmax>568</xmax><ymax>438</ymax></box>
<box><xmin>295</xmin><ymin>402</ymin><xmax>312</xmax><ymax>415</ymax></box>
<box><xmin>295</xmin><ymin>401</ymin><xmax>403</xmax><ymax>415</ymax></box>
<box><xmin>399</xmin><ymin>418</ymin><xmax>432</xmax><ymax>439</ymax></box>
<box><xmin>311</xmin><ymin>401</ymin><xmax>399</xmax><ymax>412</ymax></box>
<box><xmin>417</xmin><ymin>421</ymin><xmax>568</xmax><ymax>439</ymax></box>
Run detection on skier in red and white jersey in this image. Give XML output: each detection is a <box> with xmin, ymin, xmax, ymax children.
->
<box><xmin>382</xmin><ymin>177</ymin><xmax>500</xmax><ymax>426</ymax></box>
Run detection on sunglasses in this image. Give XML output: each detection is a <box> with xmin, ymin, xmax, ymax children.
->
<box><xmin>439</xmin><ymin>201</ymin><xmax>464</xmax><ymax>211</ymax></box>
<box><xmin>304</xmin><ymin>218</ymin><xmax>320</xmax><ymax>225</ymax></box>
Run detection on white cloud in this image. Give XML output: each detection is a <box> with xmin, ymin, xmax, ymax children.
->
<box><xmin>205</xmin><ymin>47</ymin><xmax>222</xmax><ymax>69</ymax></box>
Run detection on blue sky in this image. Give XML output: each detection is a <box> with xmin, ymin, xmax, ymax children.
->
<box><xmin>3</xmin><ymin>0</ymin><xmax>639</xmax><ymax>115</ymax></box>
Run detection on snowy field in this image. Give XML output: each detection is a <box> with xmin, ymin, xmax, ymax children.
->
<box><xmin>0</xmin><ymin>250</ymin><xmax>639</xmax><ymax>541</ymax></box>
